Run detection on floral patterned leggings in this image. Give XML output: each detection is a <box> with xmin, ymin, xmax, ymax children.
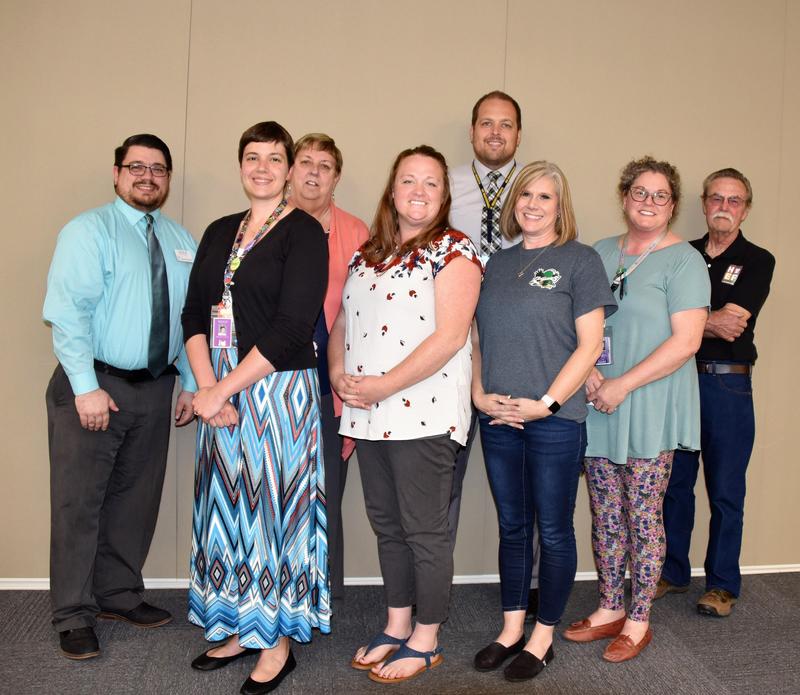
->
<box><xmin>584</xmin><ymin>451</ymin><xmax>674</xmax><ymax>623</ymax></box>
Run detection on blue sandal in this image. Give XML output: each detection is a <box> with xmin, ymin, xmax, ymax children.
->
<box><xmin>350</xmin><ymin>632</ymin><xmax>407</xmax><ymax>670</ymax></box>
<box><xmin>367</xmin><ymin>643</ymin><xmax>444</xmax><ymax>683</ymax></box>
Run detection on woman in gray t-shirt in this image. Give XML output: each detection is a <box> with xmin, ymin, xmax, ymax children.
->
<box><xmin>472</xmin><ymin>161</ymin><xmax>616</xmax><ymax>682</ymax></box>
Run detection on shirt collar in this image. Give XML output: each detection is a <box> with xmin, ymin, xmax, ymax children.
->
<box><xmin>114</xmin><ymin>196</ymin><xmax>162</xmax><ymax>227</ymax></box>
<box><xmin>700</xmin><ymin>228</ymin><xmax>748</xmax><ymax>259</ymax></box>
<box><xmin>472</xmin><ymin>158</ymin><xmax>517</xmax><ymax>182</ymax></box>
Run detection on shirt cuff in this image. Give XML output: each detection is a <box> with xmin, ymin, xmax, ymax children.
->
<box><xmin>68</xmin><ymin>369</ymin><xmax>100</xmax><ymax>396</ymax></box>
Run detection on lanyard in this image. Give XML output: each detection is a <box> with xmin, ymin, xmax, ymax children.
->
<box><xmin>220</xmin><ymin>199</ymin><xmax>287</xmax><ymax>306</ymax></box>
<box><xmin>472</xmin><ymin>162</ymin><xmax>516</xmax><ymax>210</ymax></box>
<box><xmin>610</xmin><ymin>230</ymin><xmax>667</xmax><ymax>298</ymax></box>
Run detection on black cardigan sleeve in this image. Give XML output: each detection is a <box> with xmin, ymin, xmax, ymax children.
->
<box><xmin>254</xmin><ymin>213</ymin><xmax>328</xmax><ymax>370</ymax></box>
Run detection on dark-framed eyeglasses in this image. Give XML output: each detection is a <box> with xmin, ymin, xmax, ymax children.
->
<box><xmin>119</xmin><ymin>162</ymin><xmax>170</xmax><ymax>177</ymax></box>
<box><xmin>629</xmin><ymin>186</ymin><xmax>672</xmax><ymax>206</ymax></box>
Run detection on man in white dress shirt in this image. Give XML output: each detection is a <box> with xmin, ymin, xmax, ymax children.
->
<box><xmin>449</xmin><ymin>91</ymin><xmax>539</xmax><ymax>616</ymax></box>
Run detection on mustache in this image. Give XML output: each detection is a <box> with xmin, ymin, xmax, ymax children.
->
<box><xmin>712</xmin><ymin>212</ymin><xmax>734</xmax><ymax>223</ymax></box>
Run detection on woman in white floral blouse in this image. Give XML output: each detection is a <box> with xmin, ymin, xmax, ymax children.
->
<box><xmin>329</xmin><ymin>145</ymin><xmax>482</xmax><ymax>684</ymax></box>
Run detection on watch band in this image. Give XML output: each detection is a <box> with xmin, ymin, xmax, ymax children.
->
<box><xmin>541</xmin><ymin>393</ymin><xmax>561</xmax><ymax>414</ymax></box>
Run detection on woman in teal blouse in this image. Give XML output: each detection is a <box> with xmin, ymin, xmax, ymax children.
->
<box><xmin>563</xmin><ymin>157</ymin><xmax>710</xmax><ymax>663</ymax></box>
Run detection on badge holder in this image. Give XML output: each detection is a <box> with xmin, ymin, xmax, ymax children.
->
<box><xmin>596</xmin><ymin>325</ymin><xmax>613</xmax><ymax>366</ymax></box>
<box><xmin>210</xmin><ymin>291</ymin><xmax>236</xmax><ymax>349</ymax></box>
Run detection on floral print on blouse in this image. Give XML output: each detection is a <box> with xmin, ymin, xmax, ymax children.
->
<box><xmin>338</xmin><ymin>230</ymin><xmax>483</xmax><ymax>445</ymax></box>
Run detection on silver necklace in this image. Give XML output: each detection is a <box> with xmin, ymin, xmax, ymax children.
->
<box><xmin>517</xmin><ymin>243</ymin><xmax>552</xmax><ymax>280</ymax></box>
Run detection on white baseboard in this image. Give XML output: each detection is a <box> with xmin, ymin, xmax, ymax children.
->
<box><xmin>2</xmin><ymin>564</ymin><xmax>798</xmax><ymax>590</ymax></box>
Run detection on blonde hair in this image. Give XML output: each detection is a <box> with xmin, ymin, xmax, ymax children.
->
<box><xmin>500</xmin><ymin>160</ymin><xmax>577</xmax><ymax>245</ymax></box>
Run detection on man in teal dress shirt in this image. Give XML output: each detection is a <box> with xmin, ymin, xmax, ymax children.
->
<box><xmin>43</xmin><ymin>134</ymin><xmax>197</xmax><ymax>660</ymax></box>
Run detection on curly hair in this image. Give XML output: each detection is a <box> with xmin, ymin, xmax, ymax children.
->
<box><xmin>618</xmin><ymin>155</ymin><xmax>681</xmax><ymax>219</ymax></box>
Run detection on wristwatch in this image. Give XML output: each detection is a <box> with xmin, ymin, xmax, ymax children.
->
<box><xmin>541</xmin><ymin>393</ymin><xmax>561</xmax><ymax>414</ymax></box>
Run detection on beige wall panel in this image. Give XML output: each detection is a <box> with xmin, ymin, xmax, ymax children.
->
<box><xmin>743</xmin><ymin>0</ymin><xmax>800</xmax><ymax>566</ymax></box>
<box><xmin>0</xmin><ymin>0</ymin><xmax>191</xmax><ymax>576</ymax></box>
<box><xmin>181</xmin><ymin>0</ymin><xmax>512</xmax><ymax>234</ymax></box>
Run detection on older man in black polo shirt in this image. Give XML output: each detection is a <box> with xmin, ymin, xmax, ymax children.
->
<box><xmin>657</xmin><ymin>168</ymin><xmax>775</xmax><ymax>617</ymax></box>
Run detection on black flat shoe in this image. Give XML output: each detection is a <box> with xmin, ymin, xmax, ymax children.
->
<box><xmin>473</xmin><ymin>635</ymin><xmax>525</xmax><ymax>671</ymax></box>
<box><xmin>504</xmin><ymin>645</ymin><xmax>554</xmax><ymax>682</ymax></box>
<box><xmin>240</xmin><ymin>651</ymin><xmax>296</xmax><ymax>695</ymax></box>
<box><xmin>59</xmin><ymin>627</ymin><xmax>100</xmax><ymax>660</ymax></box>
<box><xmin>191</xmin><ymin>645</ymin><xmax>260</xmax><ymax>671</ymax></box>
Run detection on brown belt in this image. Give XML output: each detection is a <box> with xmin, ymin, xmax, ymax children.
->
<box><xmin>696</xmin><ymin>361</ymin><xmax>752</xmax><ymax>375</ymax></box>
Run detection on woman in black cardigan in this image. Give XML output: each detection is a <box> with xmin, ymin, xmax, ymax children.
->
<box><xmin>181</xmin><ymin>121</ymin><xmax>330</xmax><ymax>695</ymax></box>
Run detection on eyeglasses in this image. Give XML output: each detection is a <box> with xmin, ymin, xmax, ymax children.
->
<box><xmin>704</xmin><ymin>194</ymin><xmax>746</xmax><ymax>209</ymax></box>
<box><xmin>629</xmin><ymin>186</ymin><xmax>672</xmax><ymax>206</ymax></box>
<box><xmin>119</xmin><ymin>162</ymin><xmax>169</xmax><ymax>177</ymax></box>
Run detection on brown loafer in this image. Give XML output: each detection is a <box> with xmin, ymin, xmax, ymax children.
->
<box><xmin>697</xmin><ymin>588</ymin><xmax>737</xmax><ymax>617</ymax></box>
<box><xmin>602</xmin><ymin>629</ymin><xmax>652</xmax><ymax>663</ymax></box>
<box><xmin>563</xmin><ymin>616</ymin><xmax>626</xmax><ymax>643</ymax></box>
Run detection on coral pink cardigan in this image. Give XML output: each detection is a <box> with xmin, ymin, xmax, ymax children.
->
<box><xmin>325</xmin><ymin>204</ymin><xmax>369</xmax><ymax>459</ymax></box>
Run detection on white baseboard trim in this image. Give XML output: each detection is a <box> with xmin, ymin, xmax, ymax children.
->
<box><xmin>2</xmin><ymin>564</ymin><xmax>798</xmax><ymax>590</ymax></box>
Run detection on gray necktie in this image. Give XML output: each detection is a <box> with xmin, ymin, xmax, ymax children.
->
<box><xmin>480</xmin><ymin>170</ymin><xmax>502</xmax><ymax>257</ymax></box>
<box><xmin>146</xmin><ymin>214</ymin><xmax>170</xmax><ymax>377</ymax></box>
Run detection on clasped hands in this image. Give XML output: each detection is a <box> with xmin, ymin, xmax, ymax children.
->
<box><xmin>331</xmin><ymin>372</ymin><xmax>390</xmax><ymax>409</ymax></box>
<box><xmin>192</xmin><ymin>385</ymin><xmax>238</xmax><ymax>428</ymax></box>
<box><xmin>473</xmin><ymin>392</ymin><xmax>550</xmax><ymax>429</ymax></box>
<box><xmin>585</xmin><ymin>368</ymin><xmax>629</xmax><ymax>415</ymax></box>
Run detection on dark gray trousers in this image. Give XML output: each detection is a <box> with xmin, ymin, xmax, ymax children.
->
<box><xmin>320</xmin><ymin>392</ymin><xmax>348</xmax><ymax>600</ymax></box>
<box><xmin>46</xmin><ymin>364</ymin><xmax>174</xmax><ymax>631</ymax></box>
<box><xmin>449</xmin><ymin>410</ymin><xmax>541</xmax><ymax>587</ymax></box>
<box><xmin>357</xmin><ymin>435</ymin><xmax>459</xmax><ymax>624</ymax></box>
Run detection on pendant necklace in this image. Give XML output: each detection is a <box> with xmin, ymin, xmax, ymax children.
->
<box><xmin>517</xmin><ymin>242</ymin><xmax>553</xmax><ymax>280</ymax></box>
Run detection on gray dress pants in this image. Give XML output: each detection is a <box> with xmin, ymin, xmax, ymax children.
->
<box><xmin>357</xmin><ymin>435</ymin><xmax>459</xmax><ymax>624</ymax></box>
<box><xmin>46</xmin><ymin>364</ymin><xmax>174</xmax><ymax>631</ymax></box>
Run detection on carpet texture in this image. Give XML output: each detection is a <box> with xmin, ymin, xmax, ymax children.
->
<box><xmin>1</xmin><ymin>575</ymin><xmax>798</xmax><ymax>694</ymax></box>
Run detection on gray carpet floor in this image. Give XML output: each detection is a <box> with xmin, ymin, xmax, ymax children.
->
<box><xmin>1</xmin><ymin>575</ymin><xmax>798</xmax><ymax>694</ymax></box>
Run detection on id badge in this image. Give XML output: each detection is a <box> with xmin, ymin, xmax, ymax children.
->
<box><xmin>210</xmin><ymin>304</ymin><xmax>236</xmax><ymax>349</ymax></box>
<box><xmin>596</xmin><ymin>326</ymin><xmax>613</xmax><ymax>366</ymax></box>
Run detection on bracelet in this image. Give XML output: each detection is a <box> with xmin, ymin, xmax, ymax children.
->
<box><xmin>541</xmin><ymin>393</ymin><xmax>561</xmax><ymax>414</ymax></box>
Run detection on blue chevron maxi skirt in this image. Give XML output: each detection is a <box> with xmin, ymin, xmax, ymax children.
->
<box><xmin>188</xmin><ymin>347</ymin><xmax>331</xmax><ymax>648</ymax></box>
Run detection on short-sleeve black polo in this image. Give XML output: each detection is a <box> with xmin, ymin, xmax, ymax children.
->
<box><xmin>691</xmin><ymin>230</ymin><xmax>775</xmax><ymax>363</ymax></box>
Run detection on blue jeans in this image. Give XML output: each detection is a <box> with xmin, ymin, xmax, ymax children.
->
<box><xmin>663</xmin><ymin>371</ymin><xmax>755</xmax><ymax>596</ymax></box>
<box><xmin>480</xmin><ymin>415</ymin><xmax>585</xmax><ymax>625</ymax></box>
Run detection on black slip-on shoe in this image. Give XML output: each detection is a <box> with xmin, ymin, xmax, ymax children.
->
<box><xmin>97</xmin><ymin>601</ymin><xmax>172</xmax><ymax>628</ymax></box>
<box><xmin>59</xmin><ymin>627</ymin><xmax>100</xmax><ymax>660</ymax></box>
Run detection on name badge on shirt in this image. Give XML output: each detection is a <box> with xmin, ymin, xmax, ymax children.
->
<box><xmin>175</xmin><ymin>249</ymin><xmax>195</xmax><ymax>263</ymax></box>
<box><xmin>722</xmin><ymin>264</ymin><xmax>742</xmax><ymax>285</ymax></box>
<box><xmin>210</xmin><ymin>304</ymin><xmax>236</xmax><ymax>349</ymax></box>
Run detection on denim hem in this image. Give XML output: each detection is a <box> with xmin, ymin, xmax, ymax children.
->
<box><xmin>536</xmin><ymin>616</ymin><xmax>561</xmax><ymax>627</ymax></box>
<box><xmin>501</xmin><ymin>604</ymin><xmax>528</xmax><ymax>612</ymax></box>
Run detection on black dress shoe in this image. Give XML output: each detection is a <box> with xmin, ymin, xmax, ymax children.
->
<box><xmin>97</xmin><ymin>601</ymin><xmax>172</xmax><ymax>628</ymax></box>
<box><xmin>240</xmin><ymin>651</ymin><xmax>296</xmax><ymax>695</ymax></box>
<box><xmin>59</xmin><ymin>626</ymin><xmax>100</xmax><ymax>660</ymax></box>
<box><xmin>525</xmin><ymin>588</ymin><xmax>539</xmax><ymax>622</ymax></box>
<box><xmin>473</xmin><ymin>635</ymin><xmax>525</xmax><ymax>671</ymax></box>
<box><xmin>192</xmin><ymin>645</ymin><xmax>260</xmax><ymax>671</ymax></box>
<box><xmin>504</xmin><ymin>645</ymin><xmax>554</xmax><ymax>682</ymax></box>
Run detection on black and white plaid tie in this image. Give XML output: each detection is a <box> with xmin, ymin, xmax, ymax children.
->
<box><xmin>480</xmin><ymin>170</ymin><xmax>502</xmax><ymax>257</ymax></box>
